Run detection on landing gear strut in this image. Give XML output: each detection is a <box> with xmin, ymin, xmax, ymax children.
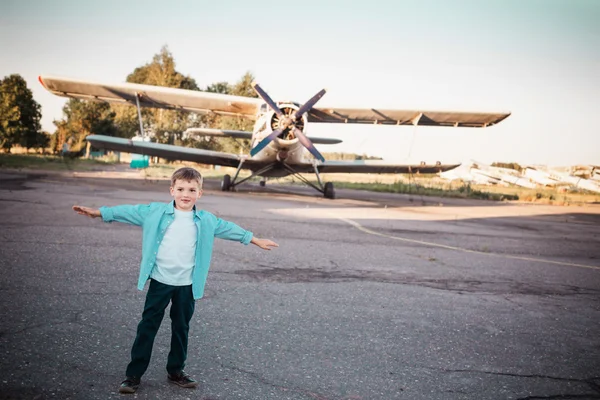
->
<box><xmin>279</xmin><ymin>162</ymin><xmax>335</xmax><ymax>199</ymax></box>
<box><xmin>221</xmin><ymin>160</ymin><xmax>277</xmax><ymax>192</ymax></box>
<box><xmin>221</xmin><ymin>160</ymin><xmax>335</xmax><ymax>199</ymax></box>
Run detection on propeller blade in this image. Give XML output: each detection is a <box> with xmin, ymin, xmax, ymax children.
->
<box><xmin>293</xmin><ymin>89</ymin><xmax>326</xmax><ymax>119</ymax></box>
<box><xmin>293</xmin><ymin>127</ymin><xmax>325</xmax><ymax>162</ymax></box>
<box><xmin>250</xmin><ymin>129</ymin><xmax>283</xmax><ymax>157</ymax></box>
<box><xmin>251</xmin><ymin>82</ymin><xmax>284</xmax><ymax>117</ymax></box>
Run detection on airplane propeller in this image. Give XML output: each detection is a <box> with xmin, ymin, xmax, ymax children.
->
<box><xmin>250</xmin><ymin>83</ymin><xmax>326</xmax><ymax>162</ymax></box>
<box><xmin>251</xmin><ymin>83</ymin><xmax>284</xmax><ymax>118</ymax></box>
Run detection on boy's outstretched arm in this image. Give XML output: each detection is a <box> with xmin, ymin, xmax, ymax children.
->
<box><xmin>251</xmin><ymin>237</ymin><xmax>279</xmax><ymax>251</ymax></box>
<box><xmin>74</xmin><ymin>204</ymin><xmax>151</xmax><ymax>226</ymax></box>
<box><xmin>73</xmin><ymin>205</ymin><xmax>101</xmax><ymax>218</ymax></box>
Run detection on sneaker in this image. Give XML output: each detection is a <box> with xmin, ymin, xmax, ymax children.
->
<box><xmin>118</xmin><ymin>376</ymin><xmax>141</xmax><ymax>394</ymax></box>
<box><xmin>167</xmin><ymin>370</ymin><xmax>198</xmax><ymax>388</ymax></box>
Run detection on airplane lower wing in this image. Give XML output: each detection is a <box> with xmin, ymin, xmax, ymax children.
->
<box><xmin>185</xmin><ymin>128</ymin><xmax>342</xmax><ymax>145</ymax></box>
<box><xmin>314</xmin><ymin>160</ymin><xmax>458</xmax><ymax>174</ymax></box>
<box><xmin>86</xmin><ymin>135</ymin><xmax>261</xmax><ymax>169</ymax></box>
<box><xmin>184</xmin><ymin>128</ymin><xmax>253</xmax><ymax>140</ymax></box>
<box><xmin>86</xmin><ymin>135</ymin><xmax>457</xmax><ymax>174</ymax></box>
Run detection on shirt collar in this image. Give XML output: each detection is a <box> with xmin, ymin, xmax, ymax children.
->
<box><xmin>193</xmin><ymin>205</ymin><xmax>202</xmax><ymax>219</ymax></box>
<box><xmin>168</xmin><ymin>200</ymin><xmax>202</xmax><ymax>218</ymax></box>
<box><xmin>166</xmin><ymin>200</ymin><xmax>175</xmax><ymax>214</ymax></box>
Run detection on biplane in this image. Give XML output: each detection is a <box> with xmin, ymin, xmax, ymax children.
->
<box><xmin>39</xmin><ymin>75</ymin><xmax>510</xmax><ymax>198</ymax></box>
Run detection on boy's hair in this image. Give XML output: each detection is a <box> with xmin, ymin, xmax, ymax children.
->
<box><xmin>171</xmin><ymin>167</ymin><xmax>203</xmax><ymax>188</ymax></box>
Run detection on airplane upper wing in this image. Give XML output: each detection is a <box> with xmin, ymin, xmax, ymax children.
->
<box><xmin>308</xmin><ymin>107</ymin><xmax>510</xmax><ymax>128</ymax></box>
<box><xmin>40</xmin><ymin>76</ymin><xmax>509</xmax><ymax>127</ymax></box>
<box><xmin>38</xmin><ymin>76</ymin><xmax>262</xmax><ymax>118</ymax></box>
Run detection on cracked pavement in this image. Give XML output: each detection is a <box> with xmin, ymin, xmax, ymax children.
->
<box><xmin>0</xmin><ymin>170</ymin><xmax>599</xmax><ymax>400</ymax></box>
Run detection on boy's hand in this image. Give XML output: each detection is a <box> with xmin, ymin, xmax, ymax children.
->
<box><xmin>73</xmin><ymin>205</ymin><xmax>101</xmax><ymax>218</ymax></box>
<box><xmin>251</xmin><ymin>237</ymin><xmax>279</xmax><ymax>251</ymax></box>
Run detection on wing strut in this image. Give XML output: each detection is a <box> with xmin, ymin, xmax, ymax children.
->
<box><xmin>134</xmin><ymin>92</ymin><xmax>148</xmax><ymax>138</ymax></box>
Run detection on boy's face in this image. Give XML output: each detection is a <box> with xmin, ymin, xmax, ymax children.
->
<box><xmin>170</xmin><ymin>179</ymin><xmax>202</xmax><ymax>211</ymax></box>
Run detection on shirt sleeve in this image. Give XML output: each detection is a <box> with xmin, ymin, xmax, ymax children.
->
<box><xmin>99</xmin><ymin>204</ymin><xmax>152</xmax><ymax>226</ymax></box>
<box><xmin>214</xmin><ymin>218</ymin><xmax>253</xmax><ymax>245</ymax></box>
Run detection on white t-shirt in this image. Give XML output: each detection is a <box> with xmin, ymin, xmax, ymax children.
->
<box><xmin>150</xmin><ymin>208</ymin><xmax>197</xmax><ymax>286</ymax></box>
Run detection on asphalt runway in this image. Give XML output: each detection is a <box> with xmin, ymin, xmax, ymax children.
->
<box><xmin>1</xmin><ymin>170</ymin><xmax>599</xmax><ymax>400</ymax></box>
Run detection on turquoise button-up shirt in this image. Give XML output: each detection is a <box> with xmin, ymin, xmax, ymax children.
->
<box><xmin>99</xmin><ymin>201</ymin><xmax>253</xmax><ymax>299</ymax></box>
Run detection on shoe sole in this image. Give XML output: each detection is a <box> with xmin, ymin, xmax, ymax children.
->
<box><xmin>118</xmin><ymin>386</ymin><xmax>138</xmax><ymax>394</ymax></box>
<box><xmin>168</xmin><ymin>379</ymin><xmax>198</xmax><ymax>389</ymax></box>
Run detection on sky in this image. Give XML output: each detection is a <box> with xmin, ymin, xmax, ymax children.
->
<box><xmin>1</xmin><ymin>0</ymin><xmax>599</xmax><ymax>166</ymax></box>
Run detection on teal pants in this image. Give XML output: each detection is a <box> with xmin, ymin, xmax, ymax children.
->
<box><xmin>126</xmin><ymin>279</ymin><xmax>195</xmax><ymax>378</ymax></box>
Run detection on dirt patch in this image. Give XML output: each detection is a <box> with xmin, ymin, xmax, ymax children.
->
<box><xmin>233</xmin><ymin>266</ymin><xmax>600</xmax><ymax>296</ymax></box>
<box><xmin>0</xmin><ymin>174</ymin><xmax>44</xmax><ymax>191</ymax></box>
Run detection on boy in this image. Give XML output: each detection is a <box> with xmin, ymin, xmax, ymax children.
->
<box><xmin>73</xmin><ymin>167</ymin><xmax>278</xmax><ymax>393</ymax></box>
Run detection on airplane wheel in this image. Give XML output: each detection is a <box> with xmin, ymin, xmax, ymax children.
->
<box><xmin>324</xmin><ymin>182</ymin><xmax>335</xmax><ymax>199</ymax></box>
<box><xmin>221</xmin><ymin>174</ymin><xmax>231</xmax><ymax>191</ymax></box>
<box><xmin>259</xmin><ymin>180</ymin><xmax>266</xmax><ymax>187</ymax></box>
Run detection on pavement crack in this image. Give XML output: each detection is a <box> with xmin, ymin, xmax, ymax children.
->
<box><xmin>0</xmin><ymin>198</ymin><xmax>44</xmax><ymax>204</ymax></box>
<box><xmin>231</xmin><ymin>267</ymin><xmax>599</xmax><ymax>296</ymax></box>
<box><xmin>221</xmin><ymin>363</ymin><xmax>331</xmax><ymax>400</ymax></box>
<box><xmin>435</xmin><ymin>368</ymin><xmax>593</xmax><ymax>385</ymax></box>
<box><xmin>516</xmin><ymin>395</ymin><xmax>600</xmax><ymax>399</ymax></box>
<box><xmin>425</xmin><ymin>367</ymin><xmax>600</xmax><ymax>398</ymax></box>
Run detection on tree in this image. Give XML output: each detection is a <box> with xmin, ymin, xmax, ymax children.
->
<box><xmin>229</xmin><ymin>72</ymin><xmax>256</xmax><ymax>98</ymax></box>
<box><xmin>119</xmin><ymin>45</ymin><xmax>200</xmax><ymax>145</ymax></box>
<box><xmin>115</xmin><ymin>48</ymin><xmax>258</xmax><ymax>155</ymax></box>
<box><xmin>34</xmin><ymin>131</ymin><xmax>51</xmax><ymax>153</ymax></box>
<box><xmin>52</xmin><ymin>99</ymin><xmax>118</xmax><ymax>154</ymax></box>
<box><xmin>0</xmin><ymin>74</ymin><xmax>42</xmax><ymax>152</ymax></box>
<box><xmin>206</xmin><ymin>81</ymin><xmax>230</xmax><ymax>94</ymax></box>
<box><xmin>127</xmin><ymin>45</ymin><xmax>200</xmax><ymax>90</ymax></box>
<box><xmin>199</xmin><ymin>72</ymin><xmax>258</xmax><ymax>154</ymax></box>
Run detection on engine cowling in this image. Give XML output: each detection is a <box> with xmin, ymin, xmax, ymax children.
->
<box><xmin>268</xmin><ymin>103</ymin><xmax>308</xmax><ymax>142</ymax></box>
<box><xmin>249</xmin><ymin>82</ymin><xmax>326</xmax><ymax>162</ymax></box>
